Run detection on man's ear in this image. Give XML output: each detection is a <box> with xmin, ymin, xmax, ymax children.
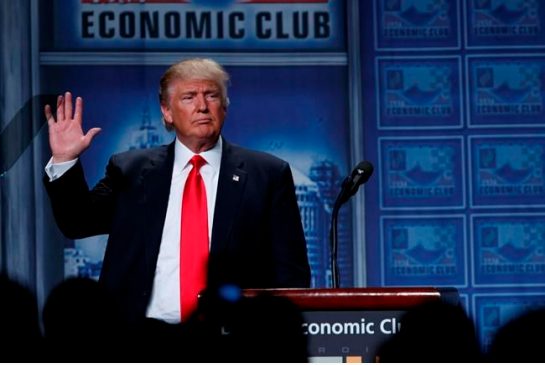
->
<box><xmin>160</xmin><ymin>103</ymin><xmax>172</xmax><ymax>124</ymax></box>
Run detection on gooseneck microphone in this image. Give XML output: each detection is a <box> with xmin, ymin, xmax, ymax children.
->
<box><xmin>330</xmin><ymin>161</ymin><xmax>374</xmax><ymax>288</ymax></box>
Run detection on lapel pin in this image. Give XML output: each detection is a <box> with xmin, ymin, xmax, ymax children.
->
<box><xmin>232</xmin><ymin>174</ymin><xmax>240</xmax><ymax>182</ymax></box>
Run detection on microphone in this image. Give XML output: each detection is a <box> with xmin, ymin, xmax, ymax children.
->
<box><xmin>334</xmin><ymin>161</ymin><xmax>374</xmax><ymax>209</ymax></box>
<box><xmin>330</xmin><ymin>161</ymin><xmax>374</xmax><ymax>288</ymax></box>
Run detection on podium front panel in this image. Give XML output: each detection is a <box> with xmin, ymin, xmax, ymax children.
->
<box><xmin>242</xmin><ymin>287</ymin><xmax>459</xmax><ymax>363</ymax></box>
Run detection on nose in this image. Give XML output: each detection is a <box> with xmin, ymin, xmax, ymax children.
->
<box><xmin>195</xmin><ymin>93</ymin><xmax>208</xmax><ymax>111</ymax></box>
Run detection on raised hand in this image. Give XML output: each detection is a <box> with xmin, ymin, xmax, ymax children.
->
<box><xmin>45</xmin><ymin>91</ymin><xmax>101</xmax><ymax>163</ymax></box>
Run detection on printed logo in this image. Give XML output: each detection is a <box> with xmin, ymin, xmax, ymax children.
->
<box><xmin>375</xmin><ymin>0</ymin><xmax>459</xmax><ymax>49</ymax></box>
<box><xmin>470</xmin><ymin>136</ymin><xmax>545</xmax><ymax>207</ymax></box>
<box><xmin>467</xmin><ymin>0</ymin><xmax>545</xmax><ymax>48</ymax></box>
<box><xmin>303</xmin><ymin>310</ymin><xmax>406</xmax><ymax>361</ymax></box>
<box><xmin>382</xmin><ymin>216</ymin><xmax>465</xmax><ymax>286</ymax></box>
<box><xmin>468</xmin><ymin>56</ymin><xmax>545</xmax><ymax>127</ymax></box>
<box><xmin>379</xmin><ymin>137</ymin><xmax>464</xmax><ymax>209</ymax></box>
<box><xmin>473</xmin><ymin>215</ymin><xmax>545</xmax><ymax>286</ymax></box>
<box><xmin>475</xmin><ymin>294</ymin><xmax>545</xmax><ymax>351</ymax></box>
<box><xmin>377</xmin><ymin>58</ymin><xmax>461</xmax><ymax>129</ymax></box>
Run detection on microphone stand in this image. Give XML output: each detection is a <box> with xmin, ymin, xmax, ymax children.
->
<box><xmin>329</xmin><ymin>160</ymin><xmax>373</xmax><ymax>289</ymax></box>
<box><xmin>329</xmin><ymin>199</ymin><xmax>342</xmax><ymax>289</ymax></box>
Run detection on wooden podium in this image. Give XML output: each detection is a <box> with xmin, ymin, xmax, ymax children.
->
<box><xmin>243</xmin><ymin>287</ymin><xmax>459</xmax><ymax>362</ymax></box>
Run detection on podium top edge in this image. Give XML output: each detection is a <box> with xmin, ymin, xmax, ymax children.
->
<box><xmin>241</xmin><ymin>287</ymin><xmax>459</xmax><ymax>310</ymax></box>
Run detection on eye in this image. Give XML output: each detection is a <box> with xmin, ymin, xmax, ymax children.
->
<box><xmin>181</xmin><ymin>95</ymin><xmax>194</xmax><ymax>104</ymax></box>
<box><xmin>205</xmin><ymin>92</ymin><xmax>220</xmax><ymax>101</ymax></box>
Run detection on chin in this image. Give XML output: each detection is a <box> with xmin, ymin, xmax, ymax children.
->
<box><xmin>197</xmin><ymin>131</ymin><xmax>219</xmax><ymax>141</ymax></box>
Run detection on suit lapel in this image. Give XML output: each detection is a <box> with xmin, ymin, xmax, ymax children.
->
<box><xmin>211</xmin><ymin>140</ymin><xmax>247</xmax><ymax>255</ymax></box>
<box><xmin>139</xmin><ymin>142</ymin><xmax>175</xmax><ymax>276</ymax></box>
<box><xmin>135</xmin><ymin>140</ymin><xmax>246</xmax><ymax>271</ymax></box>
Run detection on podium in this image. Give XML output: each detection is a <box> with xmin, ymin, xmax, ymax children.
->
<box><xmin>243</xmin><ymin>287</ymin><xmax>459</xmax><ymax>363</ymax></box>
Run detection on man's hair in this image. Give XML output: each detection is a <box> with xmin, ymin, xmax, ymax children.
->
<box><xmin>160</xmin><ymin>57</ymin><xmax>229</xmax><ymax>105</ymax></box>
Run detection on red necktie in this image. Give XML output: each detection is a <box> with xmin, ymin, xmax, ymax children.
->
<box><xmin>180</xmin><ymin>155</ymin><xmax>209</xmax><ymax>320</ymax></box>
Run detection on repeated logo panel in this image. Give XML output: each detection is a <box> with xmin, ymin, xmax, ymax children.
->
<box><xmin>370</xmin><ymin>0</ymin><xmax>545</xmax><ymax>350</ymax></box>
<box><xmin>376</xmin><ymin>56</ymin><xmax>463</xmax><ymax>130</ymax></box>
<box><xmin>472</xmin><ymin>213</ymin><xmax>545</xmax><ymax>286</ymax></box>
<box><xmin>474</xmin><ymin>294</ymin><xmax>545</xmax><ymax>350</ymax></box>
<box><xmin>469</xmin><ymin>135</ymin><xmax>545</xmax><ymax>207</ymax></box>
<box><xmin>375</xmin><ymin>0</ymin><xmax>460</xmax><ymax>50</ymax></box>
<box><xmin>467</xmin><ymin>55</ymin><xmax>545</xmax><ymax>128</ymax></box>
<box><xmin>381</xmin><ymin>215</ymin><xmax>466</xmax><ymax>286</ymax></box>
<box><xmin>379</xmin><ymin>137</ymin><xmax>465</xmax><ymax>210</ymax></box>
<box><xmin>466</xmin><ymin>0</ymin><xmax>545</xmax><ymax>49</ymax></box>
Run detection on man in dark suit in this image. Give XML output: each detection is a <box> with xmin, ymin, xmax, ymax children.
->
<box><xmin>44</xmin><ymin>58</ymin><xmax>310</xmax><ymax>324</ymax></box>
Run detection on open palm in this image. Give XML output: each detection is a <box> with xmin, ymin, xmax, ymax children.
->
<box><xmin>45</xmin><ymin>92</ymin><xmax>101</xmax><ymax>163</ymax></box>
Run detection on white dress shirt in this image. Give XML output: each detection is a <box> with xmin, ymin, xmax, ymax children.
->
<box><xmin>45</xmin><ymin>137</ymin><xmax>223</xmax><ymax>323</ymax></box>
<box><xmin>146</xmin><ymin>137</ymin><xmax>221</xmax><ymax>323</ymax></box>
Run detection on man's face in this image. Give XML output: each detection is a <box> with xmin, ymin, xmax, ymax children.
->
<box><xmin>161</xmin><ymin>79</ymin><xmax>226</xmax><ymax>152</ymax></box>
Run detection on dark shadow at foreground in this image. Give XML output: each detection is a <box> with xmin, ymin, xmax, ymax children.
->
<box><xmin>376</xmin><ymin>300</ymin><xmax>483</xmax><ymax>363</ymax></box>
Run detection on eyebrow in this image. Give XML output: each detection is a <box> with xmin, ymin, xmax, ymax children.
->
<box><xmin>181</xmin><ymin>87</ymin><xmax>220</xmax><ymax>94</ymax></box>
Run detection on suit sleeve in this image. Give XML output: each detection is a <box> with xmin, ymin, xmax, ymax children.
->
<box><xmin>43</xmin><ymin>157</ymin><xmax>122</xmax><ymax>239</ymax></box>
<box><xmin>269</xmin><ymin>163</ymin><xmax>311</xmax><ymax>288</ymax></box>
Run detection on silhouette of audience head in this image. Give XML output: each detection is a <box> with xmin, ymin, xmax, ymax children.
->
<box><xmin>227</xmin><ymin>292</ymin><xmax>308</xmax><ymax>362</ymax></box>
<box><xmin>487</xmin><ymin>306</ymin><xmax>545</xmax><ymax>362</ymax></box>
<box><xmin>184</xmin><ymin>284</ymin><xmax>309</xmax><ymax>362</ymax></box>
<box><xmin>0</xmin><ymin>272</ymin><xmax>42</xmax><ymax>361</ymax></box>
<box><xmin>127</xmin><ymin>317</ymin><xmax>187</xmax><ymax>362</ymax></box>
<box><xmin>1</xmin><ymin>273</ymin><xmax>310</xmax><ymax>362</ymax></box>
<box><xmin>42</xmin><ymin>276</ymin><xmax>123</xmax><ymax>361</ymax></box>
<box><xmin>377</xmin><ymin>300</ymin><xmax>482</xmax><ymax>362</ymax></box>
<box><xmin>40</xmin><ymin>277</ymin><xmax>308</xmax><ymax>362</ymax></box>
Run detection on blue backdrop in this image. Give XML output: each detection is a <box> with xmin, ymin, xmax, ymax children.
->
<box><xmin>4</xmin><ymin>0</ymin><xmax>544</xmax><ymax>355</ymax></box>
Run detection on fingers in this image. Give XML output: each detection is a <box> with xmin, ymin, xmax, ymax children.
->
<box><xmin>84</xmin><ymin>127</ymin><xmax>102</xmax><ymax>146</ymax></box>
<box><xmin>48</xmin><ymin>92</ymin><xmax>93</xmax><ymax>135</ymax></box>
<box><xmin>56</xmin><ymin>94</ymin><xmax>64</xmax><ymax>121</ymax></box>
<box><xmin>73</xmin><ymin>96</ymin><xmax>83</xmax><ymax>124</ymax></box>
<box><xmin>44</xmin><ymin>104</ymin><xmax>55</xmax><ymax>126</ymax></box>
<box><xmin>64</xmin><ymin>91</ymin><xmax>73</xmax><ymax>120</ymax></box>
<box><xmin>50</xmin><ymin>92</ymin><xmax>83</xmax><ymax>123</ymax></box>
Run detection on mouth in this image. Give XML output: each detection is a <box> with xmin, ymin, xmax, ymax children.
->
<box><xmin>194</xmin><ymin>118</ymin><xmax>212</xmax><ymax>124</ymax></box>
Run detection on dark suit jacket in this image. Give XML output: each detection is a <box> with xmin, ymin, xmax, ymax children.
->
<box><xmin>44</xmin><ymin>138</ymin><xmax>311</xmax><ymax>323</ymax></box>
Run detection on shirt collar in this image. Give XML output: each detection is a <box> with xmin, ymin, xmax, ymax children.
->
<box><xmin>174</xmin><ymin>136</ymin><xmax>223</xmax><ymax>173</ymax></box>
